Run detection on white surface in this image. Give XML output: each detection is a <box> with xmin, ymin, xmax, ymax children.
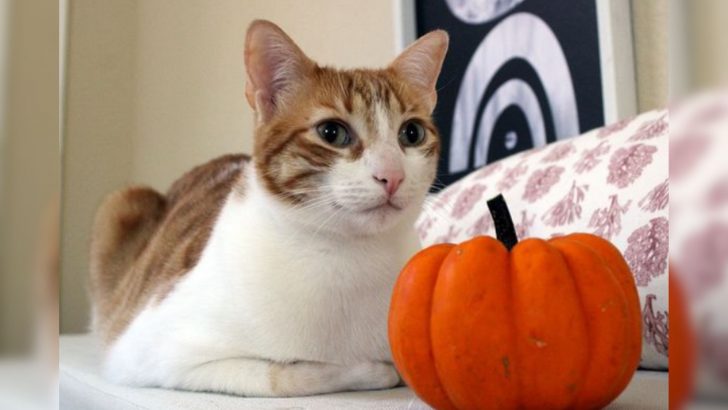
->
<box><xmin>60</xmin><ymin>333</ymin><xmax>668</xmax><ymax>410</ymax></box>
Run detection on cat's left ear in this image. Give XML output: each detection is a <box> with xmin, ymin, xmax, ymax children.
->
<box><xmin>389</xmin><ymin>30</ymin><xmax>449</xmax><ymax>113</ymax></box>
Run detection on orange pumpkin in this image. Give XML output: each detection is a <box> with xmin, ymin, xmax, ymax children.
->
<box><xmin>389</xmin><ymin>195</ymin><xmax>642</xmax><ymax>410</ymax></box>
<box><xmin>669</xmin><ymin>270</ymin><xmax>695</xmax><ymax>410</ymax></box>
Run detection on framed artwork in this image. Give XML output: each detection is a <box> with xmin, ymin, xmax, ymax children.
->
<box><xmin>394</xmin><ymin>0</ymin><xmax>637</xmax><ymax>187</ymax></box>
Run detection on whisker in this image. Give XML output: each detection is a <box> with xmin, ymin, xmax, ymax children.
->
<box><xmin>286</xmin><ymin>195</ymin><xmax>338</xmax><ymax>214</ymax></box>
<box><xmin>310</xmin><ymin>203</ymin><xmax>346</xmax><ymax>238</ymax></box>
<box><xmin>420</xmin><ymin>197</ymin><xmax>461</xmax><ymax>227</ymax></box>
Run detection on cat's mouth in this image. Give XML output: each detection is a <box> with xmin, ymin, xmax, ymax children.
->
<box><xmin>330</xmin><ymin>199</ymin><xmax>405</xmax><ymax>216</ymax></box>
<box><xmin>359</xmin><ymin>201</ymin><xmax>403</xmax><ymax>214</ymax></box>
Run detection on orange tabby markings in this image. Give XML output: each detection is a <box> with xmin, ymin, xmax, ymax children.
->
<box><xmin>90</xmin><ymin>154</ymin><xmax>248</xmax><ymax>345</ymax></box>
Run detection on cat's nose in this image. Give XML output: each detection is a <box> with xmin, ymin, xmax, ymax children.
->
<box><xmin>373</xmin><ymin>170</ymin><xmax>404</xmax><ymax>196</ymax></box>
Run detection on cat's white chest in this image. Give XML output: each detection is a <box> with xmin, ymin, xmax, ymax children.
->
<box><xmin>202</xmin><ymin>218</ymin><xmax>402</xmax><ymax>363</ymax></box>
<box><xmin>105</xmin><ymin>188</ymin><xmax>418</xmax><ymax>383</ymax></box>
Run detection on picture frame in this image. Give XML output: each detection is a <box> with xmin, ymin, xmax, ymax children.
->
<box><xmin>393</xmin><ymin>0</ymin><xmax>637</xmax><ymax>186</ymax></box>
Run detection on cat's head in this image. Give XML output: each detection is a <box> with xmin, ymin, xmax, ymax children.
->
<box><xmin>244</xmin><ymin>20</ymin><xmax>448</xmax><ymax>235</ymax></box>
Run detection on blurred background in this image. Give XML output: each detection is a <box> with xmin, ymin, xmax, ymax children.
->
<box><xmin>0</xmin><ymin>0</ymin><xmax>59</xmax><ymax>355</ymax></box>
<box><xmin>0</xmin><ymin>0</ymin><xmax>59</xmax><ymax>407</ymax></box>
<box><xmin>0</xmin><ymin>0</ymin><xmax>726</xmax><ymax>407</ymax></box>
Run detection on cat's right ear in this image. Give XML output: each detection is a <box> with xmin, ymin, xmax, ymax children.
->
<box><xmin>244</xmin><ymin>20</ymin><xmax>313</xmax><ymax>123</ymax></box>
<box><xmin>389</xmin><ymin>30</ymin><xmax>449</xmax><ymax>114</ymax></box>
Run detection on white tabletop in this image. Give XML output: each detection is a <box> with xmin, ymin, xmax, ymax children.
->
<box><xmin>59</xmin><ymin>333</ymin><xmax>668</xmax><ymax>410</ymax></box>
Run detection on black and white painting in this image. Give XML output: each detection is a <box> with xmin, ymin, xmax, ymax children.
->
<box><xmin>414</xmin><ymin>0</ymin><xmax>616</xmax><ymax>186</ymax></box>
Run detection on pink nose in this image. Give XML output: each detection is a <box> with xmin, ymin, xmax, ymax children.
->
<box><xmin>373</xmin><ymin>170</ymin><xmax>404</xmax><ymax>196</ymax></box>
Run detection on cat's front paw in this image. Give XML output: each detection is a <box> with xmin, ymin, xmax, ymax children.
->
<box><xmin>344</xmin><ymin>362</ymin><xmax>401</xmax><ymax>391</ymax></box>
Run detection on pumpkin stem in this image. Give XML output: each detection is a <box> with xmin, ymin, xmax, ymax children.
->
<box><xmin>487</xmin><ymin>194</ymin><xmax>518</xmax><ymax>251</ymax></box>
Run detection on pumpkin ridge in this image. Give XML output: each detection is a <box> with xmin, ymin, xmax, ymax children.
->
<box><xmin>506</xmin><ymin>248</ymin><xmax>522</xmax><ymax>409</ymax></box>
<box><xmin>551</xmin><ymin>236</ymin><xmax>633</xmax><ymax>409</ymax></box>
<box><xmin>600</xmin><ymin>266</ymin><xmax>633</xmax><ymax>398</ymax></box>
<box><xmin>561</xmin><ymin>233</ymin><xmax>642</xmax><ymax>400</ymax></box>
<box><xmin>551</xmin><ymin>239</ymin><xmax>594</xmax><ymax>408</ymax></box>
<box><xmin>428</xmin><ymin>249</ymin><xmax>459</xmax><ymax>410</ymax></box>
<box><xmin>431</xmin><ymin>237</ymin><xmax>518</xmax><ymax>408</ymax></box>
<box><xmin>510</xmin><ymin>239</ymin><xmax>590</xmax><ymax>409</ymax></box>
<box><xmin>388</xmin><ymin>243</ymin><xmax>457</xmax><ymax>410</ymax></box>
<box><xmin>550</xmin><ymin>239</ymin><xmax>594</xmax><ymax>409</ymax></box>
<box><xmin>566</xmin><ymin>237</ymin><xmax>633</xmax><ymax>402</ymax></box>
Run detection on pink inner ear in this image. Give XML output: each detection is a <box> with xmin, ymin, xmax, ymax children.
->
<box><xmin>390</xmin><ymin>30</ymin><xmax>448</xmax><ymax>112</ymax></box>
<box><xmin>244</xmin><ymin>41</ymin><xmax>282</xmax><ymax>116</ymax></box>
<box><xmin>253</xmin><ymin>90</ymin><xmax>275</xmax><ymax>120</ymax></box>
<box><xmin>244</xmin><ymin>21</ymin><xmax>312</xmax><ymax>121</ymax></box>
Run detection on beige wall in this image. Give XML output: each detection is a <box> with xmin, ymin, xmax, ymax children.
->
<box><xmin>639</xmin><ymin>0</ymin><xmax>728</xmax><ymax>102</ymax></box>
<box><xmin>686</xmin><ymin>0</ymin><xmax>728</xmax><ymax>90</ymax></box>
<box><xmin>132</xmin><ymin>1</ymin><xmax>399</xmax><ymax>189</ymax></box>
<box><xmin>61</xmin><ymin>0</ymin><xmax>138</xmax><ymax>333</ymax></box>
<box><xmin>631</xmin><ymin>0</ymin><xmax>669</xmax><ymax>112</ymax></box>
<box><xmin>0</xmin><ymin>0</ymin><xmax>59</xmax><ymax>352</ymax></box>
<box><xmin>61</xmin><ymin>0</ymin><xmax>400</xmax><ymax>333</ymax></box>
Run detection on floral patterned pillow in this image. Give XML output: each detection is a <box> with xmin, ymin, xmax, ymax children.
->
<box><xmin>418</xmin><ymin>109</ymin><xmax>669</xmax><ymax>369</ymax></box>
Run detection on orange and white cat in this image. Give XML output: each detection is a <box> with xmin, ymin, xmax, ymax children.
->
<box><xmin>89</xmin><ymin>20</ymin><xmax>448</xmax><ymax>397</ymax></box>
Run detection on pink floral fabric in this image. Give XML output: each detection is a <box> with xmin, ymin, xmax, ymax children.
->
<box><xmin>417</xmin><ymin>109</ymin><xmax>668</xmax><ymax>369</ymax></box>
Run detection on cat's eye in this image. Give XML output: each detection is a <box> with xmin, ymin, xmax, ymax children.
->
<box><xmin>398</xmin><ymin>121</ymin><xmax>426</xmax><ymax>147</ymax></box>
<box><xmin>316</xmin><ymin>121</ymin><xmax>352</xmax><ymax>147</ymax></box>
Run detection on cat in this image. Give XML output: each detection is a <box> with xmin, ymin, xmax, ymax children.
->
<box><xmin>89</xmin><ymin>20</ymin><xmax>448</xmax><ymax>397</ymax></box>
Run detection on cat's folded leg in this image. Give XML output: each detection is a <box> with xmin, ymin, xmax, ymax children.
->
<box><xmin>169</xmin><ymin>358</ymin><xmax>401</xmax><ymax>397</ymax></box>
